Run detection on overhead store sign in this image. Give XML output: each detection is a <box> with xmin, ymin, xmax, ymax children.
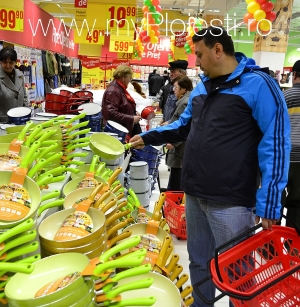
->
<box><xmin>0</xmin><ymin>0</ymin><xmax>24</xmax><ymax>32</ymax></box>
<box><xmin>73</xmin><ymin>1</ymin><xmax>136</xmax><ymax>47</ymax></box>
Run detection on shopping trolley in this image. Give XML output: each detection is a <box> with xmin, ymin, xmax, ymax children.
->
<box><xmin>194</xmin><ymin>221</ymin><xmax>300</xmax><ymax>307</ymax></box>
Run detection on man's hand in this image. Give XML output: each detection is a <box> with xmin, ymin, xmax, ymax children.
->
<box><xmin>165</xmin><ymin>143</ymin><xmax>174</xmax><ymax>150</ymax></box>
<box><xmin>255</xmin><ymin>216</ymin><xmax>279</xmax><ymax>229</ymax></box>
<box><xmin>129</xmin><ymin>135</ymin><xmax>145</xmax><ymax>149</ymax></box>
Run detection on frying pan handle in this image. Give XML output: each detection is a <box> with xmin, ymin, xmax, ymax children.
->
<box><xmin>65</xmin><ymin>112</ymin><xmax>87</xmax><ymax>126</ymax></box>
<box><xmin>38</xmin><ymin>198</ymin><xmax>65</xmax><ymax>216</ymax></box>
<box><xmin>0</xmin><ymin>218</ymin><xmax>34</xmax><ymax>244</ymax></box>
<box><xmin>97</xmin><ymin>278</ymin><xmax>154</xmax><ymax>302</ymax></box>
<box><xmin>93</xmin><ymin>255</ymin><xmax>145</xmax><ymax>276</ymax></box>
<box><xmin>0</xmin><ymin>262</ymin><xmax>34</xmax><ymax>274</ymax></box>
<box><xmin>107</xmin><ymin>167</ymin><xmax>122</xmax><ymax>186</ymax></box>
<box><xmin>181</xmin><ymin>285</ymin><xmax>193</xmax><ymax>300</ymax></box>
<box><xmin>69</xmin><ymin>128</ymin><xmax>91</xmax><ymax>138</ymax></box>
<box><xmin>37</xmin><ymin>143</ymin><xmax>59</xmax><ymax>160</ymax></box>
<box><xmin>24</xmin><ymin>124</ymin><xmax>43</xmax><ymax>147</ymax></box>
<box><xmin>41</xmin><ymin>190</ymin><xmax>60</xmax><ymax>203</ymax></box>
<box><xmin>17</xmin><ymin>121</ymin><xmax>34</xmax><ymax>141</ymax></box>
<box><xmin>98</xmin><ymin>235</ymin><xmax>141</xmax><ymax>263</ymax></box>
<box><xmin>106</xmin><ymin>220</ymin><xmax>128</xmax><ymax>239</ymax></box>
<box><xmin>96</xmin><ymin>162</ymin><xmax>106</xmax><ymax>176</ymax></box>
<box><xmin>107</xmin><ymin>230</ymin><xmax>132</xmax><ymax>249</ymax></box>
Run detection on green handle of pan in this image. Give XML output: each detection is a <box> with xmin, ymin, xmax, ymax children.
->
<box><xmin>69</xmin><ymin>137</ymin><xmax>90</xmax><ymax>144</ymax></box>
<box><xmin>63</xmin><ymin>160</ymin><xmax>85</xmax><ymax>166</ymax></box>
<box><xmin>90</xmin><ymin>155</ymin><xmax>99</xmax><ymax>173</ymax></box>
<box><xmin>37</xmin><ymin>174</ymin><xmax>53</xmax><ymax>187</ymax></box>
<box><xmin>0</xmin><ymin>230</ymin><xmax>37</xmax><ymax>257</ymax></box>
<box><xmin>101</xmin><ymin>278</ymin><xmax>154</xmax><ymax>301</ymax></box>
<box><xmin>40</xmin><ymin>140</ymin><xmax>58</xmax><ymax>147</ymax></box>
<box><xmin>65</xmin><ymin>112</ymin><xmax>87</xmax><ymax>126</ymax></box>
<box><xmin>4</xmin><ymin>241</ymin><xmax>39</xmax><ymax>262</ymax></box>
<box><xmin>94</xmin><ymin>255</ymin><xmax>145</xmax><ymax>276</ymax></box>
<box><xmin>101</xmin><ymin>264</ymin><xmax>152</xmax><ymax>293</ymax></box>
<box><xmin>38</xmin><ymin>198</ymin><xmax>65</xmax><ymax>216</ymax></box>
<box><xmin>65</xmin><ymin>167</ymin><xmax>80</xmax><ymax>174</ymax></box>
<box><xmin>39</xmin><ymin>166</ymin><xmax>66</xmax><ymax>179</ymax></box>
<box><xmin>108</xmin><ymin>297</ymin><xmax>156</xmax><ymax>307</ymax></box>
<box><xmin>124</xmin><ymin>143</ymin><xmax>132</xmax><ymax>151</ymax></box>
<box><xmin>27</xmin><ymin>152</ymin><xmax>63</xmax><ymax>178</ymax></box>
<box><xmin>19</xmin><ymin>141</ymin><xmax>41</xmax><ymax>169</ymax></box>
<box><xmin>37</xmin><ymin>129</ymin><xmax>57</xmax><ymax>143</ymax></box>
<box><xmin>96</xmin><ymin>162</ymin><xmax>106</xmax><ymax>176</ymax></box>
<box><xmin>127</xmin><ymin>195</ymin><xmax>136</xmax><ymax>207</ymax></box>
<box><xmin>66</xmin><ymin>142</ymin><xmax>90</xmax><ymax>151</ymax></box>
<box><xmin>0</xmin><ymin>255</ymin><xmax>41</xmax><ymax>277</ymax></box>
<box><xmin>110</xmin><ymin>180</ymin><xmax>121</xmax><ymax>189</ymax></box>
<box><xmin>48</xmin><ymin>175</ymin><xmax>66</xmax><ymax>184</ymax></box>
<box><xmin>63</xmin><ymin>152</ymin><xmax>88</xmax><ymax>160</ymax></box>
<box><xmin>128</xmin><ymin>189</ymin><xmax>141</xmax><ymax>207</ymax></box>
<box><xmin>69</xmin><ymin>128</ymin><xmax>91</xmax><ymax>138</ymax></box>
<box><xmin>119</xmin><ymin>248</ymin><xmax>147</xmax><ymax>262</ymax></box>
<box><xmin>16</xmin><ymin>254</ymin><xmax>41</xmax><ymax>264</ymax></box>
<box><xmin>38</xmin><ymin>143</ymin><xmax>59</xmax><ymax>160</ymax></box>
<box><xmin>24</xmin><ymin>125</ymin><xmax>43</xmax><ymax>147</ymax></box>
<box><xmin>0</xmin><ymin>218</ymin><xmax>34</xmax><ymax>244</ymax></box>
<box><xmin>17</xmin><ymin>121</ymin><xmax>34</xmax><ymax>141</ymax></box>
<box><xmin>98</xmin><ymin>235</ymin><xmax>141</xmax><ymax>263</ymax></box>
<box><xmin>38</xmin><ymin>119</ymin><xmax>55</xmax><ymax>128</ymax></box>
<box><xmin>66</xmin><ymin>121</ymin><xmax>89</xmax><ymax>134</ymax></box>
<box><xmin>41</xmin><ymin>190</ymin><xmax>60</xmax><ymax>202</ymax></box>
<box><xmin>0</xmin><ymin>262</ymin><xmax>34</xmax><ymax>274</ymax></box>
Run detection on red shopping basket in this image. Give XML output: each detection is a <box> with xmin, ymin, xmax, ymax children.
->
<box><xmin>163</xmin><ymin>191</ymin><xmax>187</xmax><ymax>240</ymax></box>
<box><xmin>194</xmin><ymin>223</ymin><xmax>300</xmax><ymax>307</ymax></box>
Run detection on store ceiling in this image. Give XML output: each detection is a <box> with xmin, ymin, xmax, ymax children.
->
<box><xmin>30</xmin><ymin>0</ymin><xmax>300</xmax><ymax>41</ymax></box>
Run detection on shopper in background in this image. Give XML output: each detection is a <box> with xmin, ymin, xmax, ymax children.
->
<box><xmin>164</xmin><ymin>76</ymin><xmax>193</xmax><ymax>191</ymax></box>
<box><xmin>102</xmin><ymin>65</ymin><xmax>141</xmax><ymax>137</ymax></box>
<box><xmin>148</xmin><ymin>69</ymin><xmax>157</xmax><ymax>83</ymax></box>
<box><xmin>148</xmin><ymin>71</ymin><xmax>164</xmax><ymax>97</ymax></box>
<box><xmin>129</xmin><ymin>26</ymin><xmax>290</xmax><ymax>307</ymax></box>
<box><xmin>163</xmin><ymin>69</ymin><xmax>170</xmax><ymax>85</ymax></box>
<box><xmin>0</xmin><ymin>47</ymin><xmax>28</xmax><ymax>123</ymax></box>
<box><xmin>281</xmin><ymin>60</ymin><xmax>300</xmax><ymax>230</ymax></box>
<box><xmin>156</xmin><ymin>60</ymin><xmax>188</xmax><ymax>122</ymax></box>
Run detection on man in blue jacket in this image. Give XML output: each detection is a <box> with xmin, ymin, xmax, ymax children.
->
<box><xmin>130</xmin><ymin>26</ymin><xmax>290</xmax><ymax>307</ymax></box>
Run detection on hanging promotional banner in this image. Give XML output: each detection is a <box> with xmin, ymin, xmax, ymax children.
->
<box><xmin>0</xmin><ymin>0</ymin><xmax>24</xmax><ymax>32</ymax></box>
<box><xmin>174</xmin><ymin>32</ymin><xmax>187</xmax><ymax>48</ymax></box>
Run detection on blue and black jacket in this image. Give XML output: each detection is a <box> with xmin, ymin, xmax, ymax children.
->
<box><xmin>141</xmin><ymin>53</ymin><xmax>291</xmax><ymax>220</ymax></box>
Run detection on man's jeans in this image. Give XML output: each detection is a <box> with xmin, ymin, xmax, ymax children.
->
<box><xmin>185</xmin><ymin>195</ymin><xmax>255</xmax><ymax>307</ymax></box>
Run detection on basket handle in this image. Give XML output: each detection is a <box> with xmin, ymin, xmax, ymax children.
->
<box><xmin>193</xmin><ymin>275</ymin><xmax>229</xmax><ymax>305</ymax></box>
<box><xmin>214</xmin><ymin>223</ymin><xmax>263</xmax><ymax>282</ymax></box>
<box><xmin>281</xmin><ymin>214</ymin><xmax>300</xmax><ymax>236</ymax></box>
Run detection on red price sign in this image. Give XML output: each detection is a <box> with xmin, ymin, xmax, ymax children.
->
<box><xmin>0</xmin><ymin>8</ymin><xmax>24</xmax><ymax>32</ymax></box>
<box><xmin>107</xmin><ymin>5</ymin><xmax>136</xmax><ymax>31</ymax></box>
<box><xmin>109</xmin><ymin>39</ymin><xmax>134</xmax><ymax>53</ymax></box>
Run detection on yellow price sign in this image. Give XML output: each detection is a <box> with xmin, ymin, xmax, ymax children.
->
<box><xmin>106</xmin><ymin>5</ymin><xmax>136</xmax><ymax>33</ymax></box>
<box><xmin>0</xmin><ymin>8</ymin><xmax>24</xmax><ymax>32</ymax></box>
<box><xmin>109</xmin><ymin>39</ymin><xmax>134</xmax><ymax>53</ymax></box>
<box><xmin>82</xmin><ymin>67</ymin><xmax>100</xmax><ymax>84</ymax></box>
<box><xmin>74</xmin><ymin>29</ymin><xmax>105</xmax><ymax>45</ymax></box>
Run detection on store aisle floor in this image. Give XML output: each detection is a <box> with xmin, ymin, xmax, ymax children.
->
<box><xmin>149</xmin><ymin>157</ymin><xmax>230</xmax><ymax>306</ymax></box>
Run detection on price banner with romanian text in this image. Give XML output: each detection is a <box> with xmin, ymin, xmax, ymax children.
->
<box><xmin>0</xmin><ymin>0</ymin><xmax>24</xmax><ymax>32</ymax></box>
<box><xmin>106</xmin><ymin>5</ymin><xmax>136</xmax><ymax>34</ymax></box>
<box><xmin>109</xmin><ymin>34</ymin><xmax>134</xmax><ymax>53</ymax></box>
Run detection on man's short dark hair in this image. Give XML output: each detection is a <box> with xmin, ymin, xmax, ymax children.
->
<box><xmin>192</xmin><ymin>26</ymin><xmax>235</xmax><ymax>57</ymax></box>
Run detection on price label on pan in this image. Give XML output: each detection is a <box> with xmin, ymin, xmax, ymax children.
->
<box><xmin>0</xmin><ymin>8</ymin><xmax>24</xmax><ymax>32</ymax></box>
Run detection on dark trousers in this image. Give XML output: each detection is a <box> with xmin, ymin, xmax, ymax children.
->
<box><xmin>167</xmin><ymin>167</ymin><xmax>182</xmax><ymax>191</ymax></box>
<box><xmin>281</xmin><ymin>162</ymin><xmax>300</xmax><ymax>229</ymax></box>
